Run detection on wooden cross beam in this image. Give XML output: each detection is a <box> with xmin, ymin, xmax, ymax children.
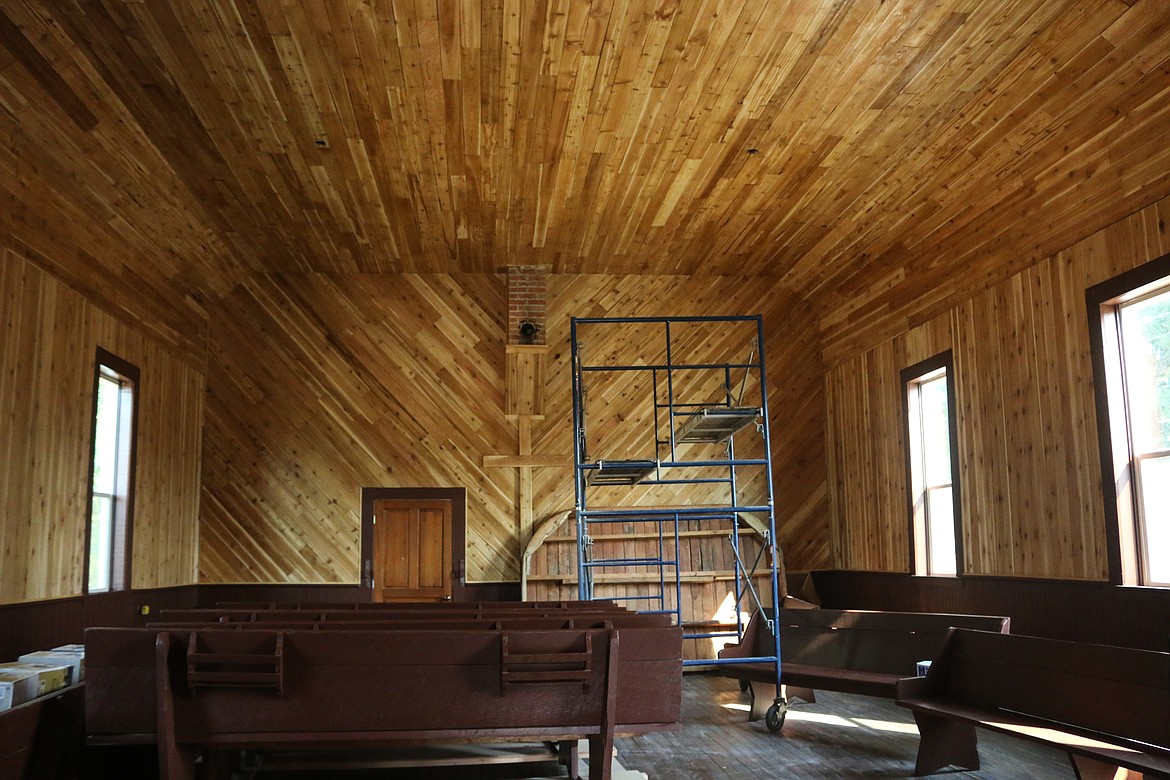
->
<box><xmin>486</xmin><ymin>342</ymin><xmax>570</xmax><ymax>565</ymax></box>
<box><xmin>483</xmin><ymin>415</ymin><xmax>570</xmax><ymax>554</ymax></box>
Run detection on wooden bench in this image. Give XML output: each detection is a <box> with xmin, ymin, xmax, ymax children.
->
<box><xmin>153</xmin><ymin>606</ymin><xmax>637</xmax><ymax>626</ymax></box>
<box><xmin>896</xmin><ymin>628</ymin><xmax>1170</xmax><ymax>778</ymax></box>
<box><xmin>151</xmin><ymin>614</ymin><xmax>674</xmax><ymax>633</ymax></box>
<box><xmin>86</xmin><ymin>616</ymin><xmax>681</xmax><ymax>780</ymax></box>
<box><xmin>212</xmin><ymin>600</ymin><xmax>617</xmax><ymax>611</ymax></box>
<box><xmin>716</xmin><ymin>607</ymin><xmax>1010</xmax><ymax>730</ymax></box>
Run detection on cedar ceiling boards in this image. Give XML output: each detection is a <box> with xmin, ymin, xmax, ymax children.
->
<box><xmin>4</xmin><ymin>1</ymin><xmax>1170</xmax><ymax>366</ymax></box>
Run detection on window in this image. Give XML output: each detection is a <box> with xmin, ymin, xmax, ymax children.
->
<box><xmin>902</xmin><ymin>352</ymin><xmax>961</xmax><ymax>576</ymax></box>
<box><xmin>85</xmin><ymin>349</ymin><xmax>138</xmax><ymax>594</ymax></box>
<box><xmin>1089</xmin><ymin>255</ymin><xmax>1170</xmax><ymax>587</ymax></box>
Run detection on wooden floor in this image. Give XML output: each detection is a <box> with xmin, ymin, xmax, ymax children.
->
<box><xmin>82</xmin><ymin>675</ymin><xmax>1078</xmax><ymax>779</ymax></box>
<box><xmin>616</xmin><ymin>673</ymin><xmax>1074</xmax><ymax>780</ymax></box>
<box><xmin>232</xmin><ymin>673</ymin><xmax>1075</xmax><ymax>779</ymax></box>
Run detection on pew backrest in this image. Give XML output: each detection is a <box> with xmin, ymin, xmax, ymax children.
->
<box><xmin>776</xmin><ymin>609</ymin><xmax>1010</xmax><ymax>676</ymax></box>
<box><xmin>923</xmin><ymin>628</ymin><xmax>1170</xmax><ymax>753</ymax></box>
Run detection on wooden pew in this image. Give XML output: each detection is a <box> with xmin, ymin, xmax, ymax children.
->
<box><xmin>214</xmin><ymin>600</ymin><xmax>617</xmax><ymax>611</ymax></box>
<box><xmin>151</xmin><ymin>614</ymin><xmax>675</xmax><ymax>632</ymax></box>
<box><xmin>716</xmin><ymin>607</ymin><xmax>1010</xmax><ymax>730</ymax></box>
<box><xmin>896</xmin><ymin>628</ymin><xmax>1170</xmax><ymax>778</ymax></box>
<box><xmin>86</xmin><ymin>619</ymin><xmax>682</xmax><ymax>780</ymax></box>
<box><xmin>154</xmin><ymin>604</ymin><xmax>630</xmax><ymax>625</ymax></box>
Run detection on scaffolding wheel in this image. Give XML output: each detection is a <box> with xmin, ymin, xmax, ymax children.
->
<box><xmin>765</xmin><ymin>700</ymin><xmax>787</xmax><ymax>732</ymax></box>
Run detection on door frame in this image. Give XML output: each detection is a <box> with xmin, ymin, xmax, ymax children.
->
<box><xmin>360</xmin><ymin>487</ymin><xmax>466</xmax><ymax>602</ymax></box>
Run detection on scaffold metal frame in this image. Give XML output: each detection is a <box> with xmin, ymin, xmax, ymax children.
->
<box><xmin>570</xmin><ymin>314</ymin><xmax>783</xmax><ymax>712</ymax></box>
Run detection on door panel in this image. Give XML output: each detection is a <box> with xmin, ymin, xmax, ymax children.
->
<box><xmin>373</xmin><ymin>499</ymin><xmax>451</xmax><ymax>602</ymax></box>
<box><xmin>417</xmin><ymin>507</ymin><xmax>446</xmax><ymax>589</ymax></box>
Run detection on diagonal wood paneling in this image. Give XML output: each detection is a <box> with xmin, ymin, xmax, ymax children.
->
<box><xmin>200</xmin><ymin>272</ymin><xmax>515</xmax><ymax>583</ymax></box>
<box><xmin>201</xmin><ymin>273</ymin><xmax>829</xmax><ymax>584</ymax></box>
<box><xmin>534</xmin><ymin>276</ymin><xmax>831</xmax><ymax>572</ymax></box>
<box><xmin>826</xmin><ymin>193</ymin><xmax>1170</xmax><ymax>579</ymax></box>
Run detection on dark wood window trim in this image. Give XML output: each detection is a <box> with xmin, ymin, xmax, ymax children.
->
<box><xmin>360</xmin><ymin>487</ymin><xmax>467</xmax><ymax>602</ymax></box>
<box><xmin>83</xmin><ymin>347</ymin><xmax>139</xmax><ymax>594</ymax></box>
<box><xmin>900</xmin><ymin>350</ymin><xmax>963</xmax><ymax>577</ymax></box>
<box><xmin>1086</xmin><ymin>251</ymin><xmax>1170</xmax><ymax>586</ymax></box>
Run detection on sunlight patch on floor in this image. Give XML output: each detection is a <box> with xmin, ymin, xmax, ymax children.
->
<box><xmin>851</xmin><ymin>717</ymin><xmax>919</xmax><ymax>734</ymax></box>
<box><xmin>784</xmin><ymin>710</ymin><xmax>857</xmax><ymax>728</ymax></box>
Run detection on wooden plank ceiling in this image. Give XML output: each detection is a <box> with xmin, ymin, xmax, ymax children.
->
<box><xmin>3</xmin><ymin>0</ymin><xmax>1169</xmax><ymax>342</ymax></box>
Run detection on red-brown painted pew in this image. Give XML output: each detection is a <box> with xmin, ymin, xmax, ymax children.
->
<box><xmin>150</xmin><ymin>614</ymin><xmax>674</xmax><ymax>632</ymax></box>
<box><xmin>716</xmin><ymin>607</ymin><xmax>1010</xmax><ymax>729</ymax></box>
<box><xmin>896</xmin><ymin>628</ymin><xmax>1170</xmax><ymax>777</ymax></box>
<box><xmin>153</xmin><ymin>602</ymin><xmax>631</xmax><ymax>625</ymax></box>
<box><xmin>214</xmin><ymin>600</ymin><xmax>618</xmax><ymax>611</ymax></box>
<box><xmin>86</xmin><ymin>618</ymin><xmax>682</xmax><ymax>780</ymax></box>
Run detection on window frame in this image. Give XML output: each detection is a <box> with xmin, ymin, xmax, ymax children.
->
<box><xmin>901</xmin><ymin>350</ymin><xmax>963</xmax><ymax>577</ymax></box>
<box><xmin>1087</xmin><ymin>251</ymin><xmax>1170</xmax><ymax>587</ymax></box>
<box><xmin>83</xmin><ymin>347</ymin><xmax>139</xmax><ymax>594</ymax></box>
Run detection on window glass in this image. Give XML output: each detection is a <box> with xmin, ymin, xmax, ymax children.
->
<box><xmin>1119</xmin><ymin>293</ymin><xmax>1170</xmax><ymax>454</ymax></box>
<box><xmin>905</xmin><ymin>357</ymin><xmax>960</xmax><ymax>577</ymax></box>
<box><xmin>87</xmin><ymin>356</ymin><xmax>136</xmax><ymax>594</ymax></box>
<box><xmin>926</xmin><ymin>486</ymin><xmax>957</xmax><ymax>576</ymax></box>
<box><xmin>919</xmin><ymin>376</ymin><xmax>951</xmax><ymax>488</ymax></box>
<box><xmin>88</xmin><ymin>373</ymin><xmax>122</xmax><ymax>593</ymax></box>
<box><xmin>1136</xmin><ymin>455</ymin><xmax>1170</xmax><ymax>585</ymax></box>
<box><xmin>1117</xmin><ymin>290</ymin><xmax>1170</xmax><ymax>586</ymax></box>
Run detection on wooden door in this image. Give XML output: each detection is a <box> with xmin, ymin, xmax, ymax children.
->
<box><xmin>372</xmin><ymin>499</ymin><xmax>452</xmax><ymax>602</ymax></box>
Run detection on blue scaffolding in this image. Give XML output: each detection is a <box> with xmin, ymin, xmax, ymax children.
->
<box><xmin>570</xmin><ymin>314</ymin><xmax>785</xmax><ymax>728</ymax></box>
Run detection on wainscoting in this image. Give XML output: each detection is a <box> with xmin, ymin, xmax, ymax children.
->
<box><xmin>0</xmin><ymin>587</ymin><xmax>196</xmax><ymax>660</ymax></box>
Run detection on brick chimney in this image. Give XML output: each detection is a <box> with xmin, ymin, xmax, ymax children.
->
<box><xmin>507</xmin><ymin>265</ymin><xmax>547</xmax><ymax>346</ymax></box>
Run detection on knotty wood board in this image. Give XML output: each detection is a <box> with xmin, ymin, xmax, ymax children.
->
<box><xmin>2</xmin><ymin>0</ymin><xmax>1169</xmax><ymax>365</ymax></box>
<box><xmin>826</xmin><ymin>193</ymin><xmax>1170</xmax><ymax>579</ymax></box>
<box><xmin>0</xmin><ymin>252</ymin><xmax>202</xmax><ymax>604</ymax></box>
<box><xmin>200</xmin><ymin>273</ymin><xmax>829</xmax><ymax>585</ymax></box>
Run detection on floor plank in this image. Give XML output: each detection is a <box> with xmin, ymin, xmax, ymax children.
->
<box><xmin>615</xmin><ymin>673</ymin><xmax>1073</xmax><ymax>779</ymax></box>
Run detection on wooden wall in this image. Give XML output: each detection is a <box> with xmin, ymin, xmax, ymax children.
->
<box><xmin>200</xmin><ymin>273</ymin><xmax>830</xmax><ymax>585</ymax></box>
<box><xmin>0</xmin><ymin>251</ymin><xmax>203</xmax><ymax>604</ymax></box>
<box><xmin>825</xmin><ymin>194</ymin><xmax>1170</xmax><ymax>578</ymax></box>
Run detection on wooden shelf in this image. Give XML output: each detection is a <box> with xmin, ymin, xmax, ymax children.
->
<box><xmin>585</xmin><ymin>460</ymin><xmax>657</xmax><ymax>486</ymax></box>
<box><xmin>544</xmin><ymin>528</ymin><xmax>761</xmax><ymax>543</ymax></box>
<box><xmin>526</xmin><ymin>570</ymin><xmax>771</xmax><ymax>585</ymax></box>
<box><xmin>675</xmin><ymin>406</ymin><xmax>760</xmax><ymax>443</ymax></box>
<box><xmin>578</xmin><ymin>505</ymin><xmax>752</xmax><ymax>515</ymax></box>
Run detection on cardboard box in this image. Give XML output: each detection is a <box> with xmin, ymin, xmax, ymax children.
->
<box><xmin>0</xmin><ymin>662</ymin><xmax>69</xmax><ymax>696</ymax></box>
<box><xmin>0</xmin><ymin>667</ymin><xmax>40</xmax><ymax>712</ymax></box>
<box><xmin>18</xmin><ymin>650</ymin><xmax>85</xmax><ymax>684</ymax></box>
